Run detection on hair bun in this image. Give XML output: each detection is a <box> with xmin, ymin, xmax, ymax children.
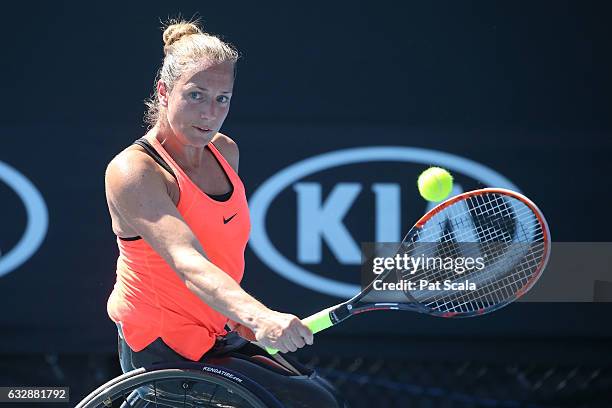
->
<box><xmin>163</xmin><ymin>22</ymin><xmax>202</xmax><ymax>52</ymax></box>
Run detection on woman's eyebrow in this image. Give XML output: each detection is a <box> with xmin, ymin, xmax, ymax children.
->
<box><xmin>188</xmin><ymin>84</ymin><xmax>232</xmax><ymax>94</ymax></box>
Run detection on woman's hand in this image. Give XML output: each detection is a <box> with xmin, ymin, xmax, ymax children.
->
<box><xmin>250</xmin><ymin>310</ymin><xmax>314</xmax><ymax>353</ymax></box>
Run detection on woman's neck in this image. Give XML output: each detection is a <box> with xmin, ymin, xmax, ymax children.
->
<box><xmin>151</xmin><ymin>122</ymin><xmax>207</xmax><ymax>170</ymax></box>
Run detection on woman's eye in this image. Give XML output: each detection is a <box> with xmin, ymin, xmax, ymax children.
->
<box><xmin>189</xmin><ymin>91</ymin><xmax>203</xmax><ymax>100</ymax></box>
<box><xmin>217</xmin><ymin>95</ymin><xmax>230</xmax><ymax>103</ymax></box>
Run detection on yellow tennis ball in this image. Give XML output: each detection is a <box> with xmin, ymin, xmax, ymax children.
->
<box><xmin>417</xmin><ymin>167</ymin><xmax>453</xmax><ymax>202</ymax></box>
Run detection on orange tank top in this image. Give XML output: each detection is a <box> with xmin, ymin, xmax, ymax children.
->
<box><xmin>107</xmin><ymin>136</ymin><xmax>251</xmax><ymax>361</ymax></box>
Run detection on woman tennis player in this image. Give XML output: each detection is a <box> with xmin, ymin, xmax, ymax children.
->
<box><xmin>104</xmin><ymin>19</ymin><xmax>346</xmax><ymax>407</ymax></box>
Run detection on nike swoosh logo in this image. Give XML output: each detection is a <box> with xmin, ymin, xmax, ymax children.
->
<box><xmin>223</xmin><ymin>213</ymin><xmax>238</xmax><ymax>224</ymax></box>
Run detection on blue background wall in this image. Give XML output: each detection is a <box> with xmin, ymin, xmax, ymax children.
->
<box><xmin>0</xmin><ymin>0</ymin><xmax>610</xmax><ymax>378</ymax></box>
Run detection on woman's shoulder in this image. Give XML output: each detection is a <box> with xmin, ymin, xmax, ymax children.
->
<box><xmin>211</xmin><ymin>132</ymin><xmax>239</xmax><ymax>172</ymax></box>
<box><xmin>108</xmin><ymin>140</ymin><xmax>159</xmax><ymax>175</ymax></box>
<box><xmin>105</xmin><ymin>138</ymin><xmax>171</xmax><ymax>197</ymax></box>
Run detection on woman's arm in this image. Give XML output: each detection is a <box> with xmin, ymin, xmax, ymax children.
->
<box><xmin>104</xmin><ymin>151</ymin><xmax>311</xmax><ymax>353</ymax></box>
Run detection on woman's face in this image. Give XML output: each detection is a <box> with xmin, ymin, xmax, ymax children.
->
<box><xmin>160</xmin><ymin>60</ymin><xmax>234</xmax><ymax>147</ymax></box>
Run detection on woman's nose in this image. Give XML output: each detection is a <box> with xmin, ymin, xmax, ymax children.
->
<box><xmin>201</xmin><ymin>100</ymin><xmax>217</xmax><ymax>120</ymax></box>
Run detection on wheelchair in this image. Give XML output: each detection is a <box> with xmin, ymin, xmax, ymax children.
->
<box><xmin>75</xmin><ymin>352</ymin><xmax>348</xmax><ymax>407</ymax></box>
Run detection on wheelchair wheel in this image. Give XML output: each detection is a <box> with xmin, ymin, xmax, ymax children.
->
<box><xmin>75</xmin><ymin>362</ymin><xmax>284</xmax><ymax>408</ymax></box>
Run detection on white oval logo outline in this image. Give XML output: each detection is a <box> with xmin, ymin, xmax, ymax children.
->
<box><xmin>249</xmin><ymin>146</ymin><xmax>520</xmax><ymax>298</ymax></box>
<box><xmin>0</xmin><ymin>161</ymin><xmax>49</xmax><ymax>277</ymax></box>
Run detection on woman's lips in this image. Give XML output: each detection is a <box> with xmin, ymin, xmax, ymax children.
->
<box><xmin>193</xmin><ymin>126</ymin><xmax>212</xmax><ymax>133</ymax></box>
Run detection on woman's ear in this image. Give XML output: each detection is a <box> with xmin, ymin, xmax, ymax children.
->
<box><xmin>157</xmin><ymin>81</ymin><xmax>169</xmax><ymax>107</ymax></box>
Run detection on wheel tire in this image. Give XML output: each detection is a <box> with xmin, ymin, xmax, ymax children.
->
<box><xmin>75</xmin><ymin>363</ymin><xmax>283</xmax><ymax>408</ymax></box>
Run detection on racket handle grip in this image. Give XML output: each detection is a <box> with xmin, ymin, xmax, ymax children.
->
<box><xmin>265</xmin><ymin>308</ymin><xmax>334</xmax><ymax>355</ymax></box>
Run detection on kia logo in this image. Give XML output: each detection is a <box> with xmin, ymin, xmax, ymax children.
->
<box><xmin>249</xmin><ymin>146</ymin><xmax>520</xmax><ymax>298</ymax></box>
<box><xmin>0</xmin><ymin>161</ymin><xmax>48</xmax><ymax>277</ymax></box>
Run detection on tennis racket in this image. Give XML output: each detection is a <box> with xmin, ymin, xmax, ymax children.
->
<box><xmin>266</xmin><ymin>188</ymin><xmax>551</xmax><ymax>354</ymax></box>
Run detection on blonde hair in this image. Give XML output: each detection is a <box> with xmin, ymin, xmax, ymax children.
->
<box><xmin>144</xmin><ymin>19</ymin><xmax>240</xmax><ymax>127</ymax></box>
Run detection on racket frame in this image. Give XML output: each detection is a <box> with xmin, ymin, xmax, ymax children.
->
<box><xmin>267</xmin><ymin>188</ymin><xmax>551</xmax><ymax>352</ymax></box>
<box><xmin>310</xmin><ymin>188</ymin><xmax>551</xmax><ymax>327</ymax></box>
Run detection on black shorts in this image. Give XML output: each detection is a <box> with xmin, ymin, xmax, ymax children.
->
<box><xmin>116</xmin><ymin>323</ymin><xmax>270</xmax><ymax>372</ymax></box>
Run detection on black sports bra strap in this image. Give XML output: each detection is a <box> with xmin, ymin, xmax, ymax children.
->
<box><xmin>133</xmin><ymin>138</ymin><xmax>177</xmax><ymax>181</ymax></box>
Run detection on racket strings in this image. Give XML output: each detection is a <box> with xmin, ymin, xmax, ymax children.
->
<box><xmin>403</xmin><ymin>205</ymin><xmax>540</xmax><ymax>277</ymax></box>
<box><xmin>429</xmin><ymin>235</ymin><xmax>542</xmax><ymax>310</ymax></box>
<box><xmin>433</xmin><ymin>244</ymin><xmax>546</xmax><ymax>313</ymax></box>
<box><xmin>420</xmin><ymin>255</ymin><xmax>540</xmax><ymax>313</ymax></box>
<box><xmin>397</xmin><ymin>193</ymin><xmax>546</xmax><ymax>315</ymax></box>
